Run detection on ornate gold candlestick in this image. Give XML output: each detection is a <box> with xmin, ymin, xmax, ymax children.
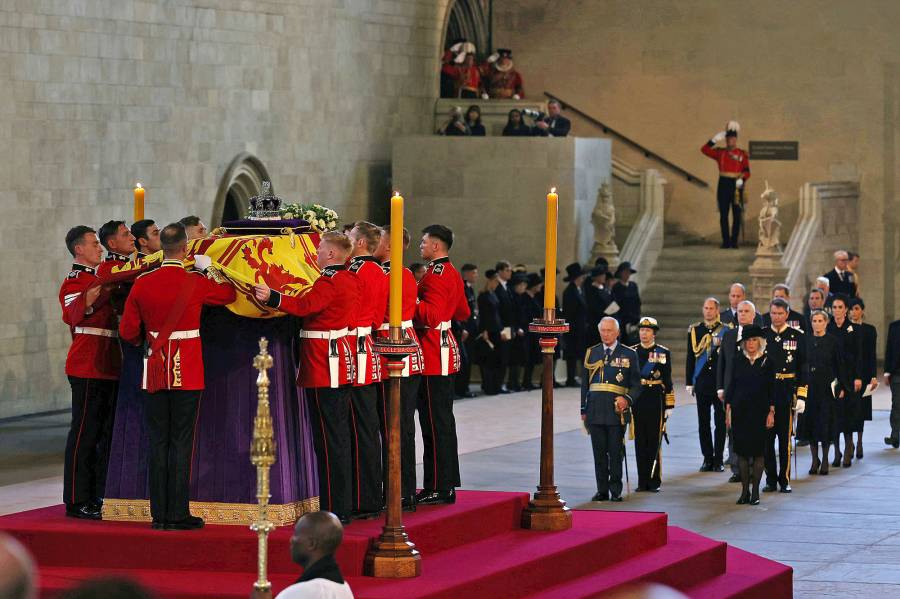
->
<box><xmin>250</xmin><ymin>338</ymin><xmax>276</xmax><ymax>593</ymax></box>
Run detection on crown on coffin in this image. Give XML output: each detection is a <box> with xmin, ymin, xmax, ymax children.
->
<box><xmin>248</xmin><ymin>181</ymin><xmax>283</xmax><ymax>220</ymax></box>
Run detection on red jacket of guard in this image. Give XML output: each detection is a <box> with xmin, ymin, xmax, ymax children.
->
<box><xmin>376</xmin><ymin>262</ymin><xmax>424</xmax><ymax>379</ymax></box>
<box><xmin>119</xmin><ymin>260</ymin><xmax>236</xmax><ymax>391</ymax></box>
<box><xmin>414</xmin><ymin>257</ymin><xmax>470</xmax><ymax>376</ymax></box>
<box><xmin>348</xmin><ymin>255</ymin><xmax>389</xmax><ymax>386</ymax></box>
<box><xmin>268</xmin><ymin>264</ymin><xmax>360</xmax><ymax>389</ymax></box>
<box><xmin>701</xmin><ymin>143</ymin><xmax>751</xmax><ymax>181</ymax></box>
<box><xmin>59</xmin><ymin>263</ymin><xmax>122</xmax><ymax>380</ymax></box>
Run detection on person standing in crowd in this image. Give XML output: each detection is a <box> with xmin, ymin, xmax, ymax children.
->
<box><xmin>763</xmin><ymin>283</ymin><xmax>808</xmax><ymax>332</ymax></box>
<box><xmin>494</xmin><ymin>261</ymin><xmax>515</xmax><ymax>393</ymax></box>
<box><xmin>805</xmin><ymin>287</ymin><xmax>830</xmax><ymax>320</ymax></box>
<box><xmin>805</xmin><ymin>310</ymin><xmax>848</xmax><ymax>474</ymax></box>
<box><xmin>816</xmin><ymin>277</ymin><xmax>835</xmax><ymax>309</ymax></box>
<box><xmin>502</xmin><ymin>109</ymin><xmax>533</xmax><ymax>137</ymax></box>
<box><xmin>521</xmin><ymin>273</ymin><xmax>544</xmax><ymax>390</ymax></box>
<box><xmin>131</xmin><ymin>219</ymin><xmax>161</xmax><ymax>259</ymax></box>
<box><xmin>687</xmin><ymin>298</ymin><xmax>728</xmax><ymax>473</ymax></box>
<box><xmin>611</xmin><ymin>262</ymin><xmax>641</xmax><ymax>345</ymax></box>
<box><xmin>178</xmin><ymin>215</ymin><xmax>207</xmax><ymax>240</ymax></box>
<box><xmin>718</xmin><ymin>300</ymin><xmax>759</xmax><ymax>481</ymax></box>
<box><xmin>507</xmin><ymin>272</ymin><xmax>530</xmax><ymax>392</ymax></box>
<box><xmin>720</xmin><ymin>283</ymin><xmax>763</xmax><ymax>327</ymax></box>
<box><xmin>724</xmin><ymin>326</ymin><xmax>774</xmax><ymax>506</ymax></box>
<box><xmin>848</xmin><ymin>297</ymin><xmax>877</xmax><ymax>458</ymax></box>
<box><xmin>480</xmin><ymin>48</ymin><xmax>525</xmax><ymax>99</ymax></box>
<box><xmin>532</xmin><ymin>99</ymin><xmax>571</xmax><ymax>137</ymax></box>
<box><xmin>824</xmin><ymin>250</ymin><xmax>858</xmax><ymax>297</ymax></box>
<box><xmin>455</xmin><ymin>263</ymin><xmax>479</xmax><ymax>399</ymax></box>
<box><xmin>254</xmin><ymin>231</ymin><xmax>359</xmax><ymax>524</ymax></box>
<box><xmin>414</xmin><ymin>224</ymin><xmax>471</xmax><ymax>505</ymax></box>
<box><xmin>762</xmin><ymin>298</ymin><xmax>807</xmax><ymax>494</ymax></box>
<box><xmin>562</xmin><ymin>263</ymin><xmax>588</xmax><ymax>387</ymax></box>
<box><xmin>476</xmin><ymin>269</ymin><xmax>503</xmax><ymax>395</ymax></box>
<box><xmin>631</xmin><ymin>317</ymin><xmax>674</xmax><ymax>492</ymax></box>
<box><xmin>464</xmin><ymin>105</ymin><xmax>486</xmax><ymax>136</ymax></box>
<box><xmin>274</xmin><ymin>512</ymin><xmax>354</xmax><ymax>599</ymax></box>
<box><xmin>584</xmin><ymin>264</ymin><xmax>613</xmax><ymax>348</ymax></box>
<box><xmin>885</xmin><ymin>316</ymin><xmax>900</xmax><ymax>448</ymax></box>
<box><xmin>847</xmin><ymin>251</ymin><xmax>861</xmax><ymax>295</ymax></box>
<box><xmin>827</xmin><ymin>295</ymin><xmax>864</xmax><ymax>468</ymax></box>
<box><xmin>437</xmin><ymin>106</ymin><xmax>471</xmax><ymax>136</ymax></box>
<box><xmin>701</xmin><ymin>121</ymin><xmax>750</xmax><ymax>248</ymax></box>
<box><xmin>582</xmin><ymin>317</ymin><xmax>641</xmax><ymax>502</ymax></box>
<box><xmin>123</xmin><ymin>224</ymin><xmax>236</xmax><ymax>530</ymax></box>
<box><xmin>410</xmin><ymin>262</ymin><xmax>426</xmax><ymax>283</ymax></box>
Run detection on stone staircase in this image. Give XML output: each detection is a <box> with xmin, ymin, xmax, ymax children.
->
<box><xmin>640</xmin><ymin>233</ymin><xmax>757</xmax><ymax>377</ymax></box>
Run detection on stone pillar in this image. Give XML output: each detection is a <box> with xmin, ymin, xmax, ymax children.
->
<box><xmin>749</xmin><ymin>253</ymin><xmax>788</xmax><ymax>305</ymax></box>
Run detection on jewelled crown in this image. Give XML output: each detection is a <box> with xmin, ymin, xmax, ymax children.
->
<box><xmin>248</xmin><ymin>181</ymin><xmax>283</xmax><ymax>220</ymax></box>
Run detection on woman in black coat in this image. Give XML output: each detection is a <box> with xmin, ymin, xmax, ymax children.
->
<box><xmin>611</xmin><ymin>262</ymin><xmax>641</xmax><ymax>345</ymax></box>
<box><xmin>507</xmin><ymin>273</ymin><xmax>530</xmax><ymax>392</ymax></box>
<box><xmin>849</xmin><ymin>297</ymin><xmax>878</xmax><ymax>458</ymax></box>
<box><xmin>465</xmin><ymin>105</ymin><xmax>486</xmax><ymax>136</ymax></box>
<box><xmin>476</xmin><ymin>270</ymin><xmax>503</xmax><ymax>395</ymax></box>
<box><xmin>827</xmin><ymin>295</ymin><xmax>864</xmax><ymax>467</ymax></box>
<box><xmin>561</xmin><ymin>263</ymin><xmax>588</xmax><ymax>387</ymax></box>
<box><xmin>520</xmin><ymin>273</ymin><xmax>544</xmax><ymax>390</ymax></box>
<box><xmin>805</xmin><ymin>310</ymin><xmax>848</xmax><ymax>475</ymax></box>
<box><xmin>724</xmin><ymin>326</ymin><xmax>774</xmax><ymax>506</ymax></box>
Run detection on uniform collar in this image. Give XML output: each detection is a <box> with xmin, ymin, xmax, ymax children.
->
<box><xmin>771</xmin><ymin>324</ymin><xmax>788</xmax><ymax>334</ymax></box>
<box><xmin>71</xmin><ymin>263</ymin><xmax>96</xmax><ymax>274</ymax></box>
<box><xmin>350</xmin><ymin>255</ymin><xmax>379</xmax><ymax>264</ymax></box>
<box><xmin>323</xmin><ymin>264</ymin><xmax>347</xmax><ymax>275</ymax></box>
<box><xmin>381</xmin><ymin>260</ymin><xmax>391</xmax><ymax>269</ymax></box>
<box><xmin>106</xmin><ymin>251</ymin><xmax>130</xmax><ymax>262</ymax></box>
<box><xmin>161</xmin><ymin>259</ymin><xmax>185</xmax><ymax>269</ymax></box>
<box><xmin>603</xmin><ymin>341</ymin><xmax>618</xmax><ymax>353</ymax></box>
<box><xmin>428</xmin><ymin>256</ymin><xmax>450</xmax><ymax>267</ymax></box>
<box><xmin>136</xmin><ymin>251</ymin><xmax>149</xmax><ymax>260</ymax></box>
<box><xmin>297</xmin><ymin>554</ymin><xmax>344</xmax><ymax>585</ymax></box>
<box><xmin>640</xmin><ymin>342</ymin><xmax>656</xmax><ymax>349</ymax></box>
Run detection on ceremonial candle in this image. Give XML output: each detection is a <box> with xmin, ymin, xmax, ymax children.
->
<box><xmin>543</xmin><ymin>188</ymin><xmax>558</xmax><ymax>310</ymax></box>
<box><xmin>133</xmin><ymin>183</ymin><xmax>144</xmax><ymax>223</ymax></box>
<box><xmin>389</xmin><ymin>192</ymin><xmax>404</xmax><ymax>328</ymax></box>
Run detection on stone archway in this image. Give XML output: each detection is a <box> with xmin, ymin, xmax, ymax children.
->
<box><xmin>443</xmin><ymin>0</ymin><xmax>491</xmax><ymax>55</ymax></box>
<box><xmin>211</xmin><ymin>153</ymin><xmax>272</xmax><ymax>227</ymax></box>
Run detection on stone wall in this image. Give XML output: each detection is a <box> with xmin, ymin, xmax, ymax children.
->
<box><xmin>0</xmin><ymin>0</ymin><xmax>451</xmax><ymax>418</ymax></box>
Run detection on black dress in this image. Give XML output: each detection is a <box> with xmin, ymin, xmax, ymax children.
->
<box><xmin>828</xmin><ymin>318</ymin><xmax>863</xmax><ymax>433</ymax></box>
<box><xmin>584</xmin><ymin>283</ymin><xmax>614</xmax><ymax>348</ymax></box>
<box><xmin>612</xmin><ymin>280</ymin><xmax>641</xmax><ymax>344</ymax></box>
<box><xmin>725</xmin><ymin>352</ymin><xmax>774</xmax><ymax>457</ymax></box>
<box><xmin>857</xmin><ymin>322</ymin><xmax>877</xmax><ymax>424</ymax></box>
<box><xmin>562</xmin><ymin>283</ymin><xmax>587</xmax><ymax>361</ymax></box>
<box><xmin>805</xmin><ymin>333</ymin><xmax>847</xmax><ymax>443</ymax></box>
<box><xmin>476</xmin><ymin>290</ymin><xmax>503</xmax><ymax>394</ymax></box>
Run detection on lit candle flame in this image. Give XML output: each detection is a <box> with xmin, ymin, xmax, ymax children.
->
<box><xmin>550</xmin><ymin>187</ymin><xmax>557</xmax><ymax>193</ymax></box>
<box><xmin>392</xmin><ymin>190</ymin><xmax>401</xmax><ymax>197</ymax></box>
<box><xmin>135</xmin><ymin>182</ymin><xmax>143</xmax><ymax>189</ymax></box>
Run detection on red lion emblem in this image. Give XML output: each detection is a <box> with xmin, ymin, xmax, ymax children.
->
<box><xmin>241</xmin><ymin>238</ymin><xmax>309</xmax><ymax>292</ymax></box>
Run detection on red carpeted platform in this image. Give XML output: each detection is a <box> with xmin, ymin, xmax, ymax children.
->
<box><xmin>1</xmin><ymin>490</ymin><xmax>791</xmax><ymax>598</ymax></box>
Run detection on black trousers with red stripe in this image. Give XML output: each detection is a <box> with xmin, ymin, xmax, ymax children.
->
<box><xmin>64</xmin><ymin>376</ymin><xmax>118</xmax><ymax>507</ymax></box>
<box><xmin>349</xmin><ymin>384</ymin><xmax>383</xmax><ymax>511</ymax></box>
<box><xmin>145</xmin><ymin>390</ymin><xmax>200</xmax><ymax>523</ymax></box>
<box><xmin>418</xmin><ymin>375</ymin><xmax>461</xmax><ymax>491</ymax></box>
<box><xmin>305</xmin><ymin>386</ymin><xmax>352</xmax><ymax>518</ymax></box>
<box><xmin>377</xmin><ymin>375</ymin><xmax>421</xmax><ymax>498</ymax></box>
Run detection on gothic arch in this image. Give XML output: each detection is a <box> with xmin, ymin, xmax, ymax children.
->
<box><xmin>442</xmin><ymin>0</ymin><xmax>491</xmax><ymax>56</ymax></box>
<box><xmin>211</xmin><ymin>153</ymin><xmax>272</xmax><ymax>227</ymax></box>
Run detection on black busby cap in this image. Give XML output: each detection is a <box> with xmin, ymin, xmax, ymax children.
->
<box><xmin>563</xmin><ymin>263</ymin><xmax>585</xmax><ymax>282</ymax></box>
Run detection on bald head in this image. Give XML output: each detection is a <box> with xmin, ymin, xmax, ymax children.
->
<box><xmin>290</xmin><ymin>511</ymin><xmax>344</xmax><ymax>569</ymax></box>
<box><xmin>0</xmin><ymin>534</ymin><xmax>35</xmax><ymax>599</ymax></box>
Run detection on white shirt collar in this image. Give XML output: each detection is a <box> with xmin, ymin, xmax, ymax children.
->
<box><xmin>604</xmin><ymin>341</ymin><xmax>618</xmax><ymax>353</ymax></box>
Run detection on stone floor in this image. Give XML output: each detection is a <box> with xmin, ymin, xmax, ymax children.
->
<box><xmin>1</xmin><ymin>383</ymin><xmax>897</xmax><ymax>598</ymax></box>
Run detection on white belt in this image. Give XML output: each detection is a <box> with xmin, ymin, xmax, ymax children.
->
<box><xmin>378</xmin><ymin>320</ymin><xmax>414</xmax><ymax>331</ymax></box>
<box><xmin>299</xmin><ymin>328</ymin><xmax>348</xmax><ymax>340</ymax></box>
<box><xmin>300</xmin><ymin>328</ymin><xmax>349</xmax><ymax>388</ymax></box>
<box><xmin>74</xmin><ymin>327</ymin><xmax>118</xmax><ymax>338</ymax></box>
<box><xmin>354</xmin><ymin>326</ymin><xmax>373</xmax><ymax>337</ymax></box>
<box><xmin>149</xmin><ymin>329</ymin><xmax>200</xmax><ymax>340</ymax></box>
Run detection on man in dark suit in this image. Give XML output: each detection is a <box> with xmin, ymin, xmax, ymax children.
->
<box><xmin>532</xmin><ymin>99</ymin><xmax>571</xmax><ymax>137</ymax></box>
<box><xmin>454</xmin><ymin>263</ymin><xmax>479</xmax><ymax>398</ymax></box>
<box><xmin>493</xmin><ymin>261</ymin><xmax>515</xmax><ymax>393</ymax></box>
<box><xmin>720</xmin><ymin>283</ymin><xmax>764</xmax><ymax>327</ymax></box>
<box><xmin>824</xmin><ymin>250</ymin><xmax>858</xmax><ymax>297</ymax></box>
<box><xmin>562</xmin><ymin>263</ymin><xmax>588</xmax><ymax>387</ymax></box>
<box><xmin>885</xmin><ymin>318</ymin><xmax>900</xmax><ymax>448</ymax></box>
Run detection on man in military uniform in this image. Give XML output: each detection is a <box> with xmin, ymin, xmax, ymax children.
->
<box><xmin>687</xmin><ymin>298</ymin><xmax>730</xmax><ymax>472</ymax></box>
<box><xmin>630</xmin><ymin>317</ymin><xmax>675</xmax><ymax>492</ymax></box>
<box><xmin>701</xmin><ymin>121</ymin><xmax>750</xmax><ymax>248</ymax></box>
<box><xmin>763</xmin><ymin>298</ymin><xmax>807</xmax><ymax>493</ymax></box>
<box><xmin>131</xmin><ymin>219</ymin><xmax>161</xmax><ymax>259</ymax></box>
<box><xmin>582</xmin><ymin>317</ymin><xmax>642</xmax><ymax>502</ymax></box>
<box><xmin>479</xmin><ymin>48</ymin><xmax>525</xmax><ymax>99</ymax></box>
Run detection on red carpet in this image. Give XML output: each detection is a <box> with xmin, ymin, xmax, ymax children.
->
<box><xmin>1</xmin><ymin>491</ymin><xmax>791</xmax><ymax>598</ymax></box>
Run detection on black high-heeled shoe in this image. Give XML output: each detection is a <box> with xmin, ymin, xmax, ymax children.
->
<box><xmin>736</xmin><ymin>491</ymin><xmax>750</xmax><ymax>505</ymax></box>
<box><xmin>750</xmin><ymin>490</ymin><xmax>760</xmax><ymax>505</ymax></box>
<box><xmin>809</xmin><ymin>459</ymin><xmax>821</xmax><ymax>475</ymax></box>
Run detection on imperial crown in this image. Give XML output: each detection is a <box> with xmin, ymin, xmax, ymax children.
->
<box><xmin>248</xmin><ymin>182</ymin><xmax>283</xmax><ymax>220</ymax></box>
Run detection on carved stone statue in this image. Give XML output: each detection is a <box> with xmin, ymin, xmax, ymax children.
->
<box><xmin>757</xmin><ymin>180</ymin><xmax>782</xmax><ymax>254</ymax></box>
<box><xmin>590</xmin><ymin>180</ymin><xmax>619</xmax><ymax>264</ymax></box>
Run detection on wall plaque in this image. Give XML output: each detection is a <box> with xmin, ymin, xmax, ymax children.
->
<box><xmin>749</xmin><ymin>141</ymin><xmax>799</xmax><ymax>160</ymax></box>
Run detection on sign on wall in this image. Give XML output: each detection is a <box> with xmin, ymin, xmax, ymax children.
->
<box><xmin>749</xmin><ymin>141</ymin><xmax>799</xmax><ymax>161</ymax></box>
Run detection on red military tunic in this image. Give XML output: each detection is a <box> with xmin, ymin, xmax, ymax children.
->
<box><xmin>376</xmin><ymin>262</ymin><xmax>424</xmax><ymax>379</ymax></box>
<box><xmin>701</xmin><ymin>143</ymin><xmax>751</xmax><ymax>181</ymax></box>
<box><xmin>269</xmin><ymin>265</ymin><xmax>360</xmax><ymax>389</ymax></box>
<box><xmin>96</xmin><ymin>251</ymin><xmax>162</xmax><ymax>284</ymax></box>
<box><xmin>348</xmin><ymin>256</ymin><xmax>389</xmax><ymax>386</ymax></box>
<box><xmin>414</xmin><ymin>257</ymin><xmax>471</xmax><ymax>376</ymax></box>
<box><xmin>441</xmin><ymin>63</ymin><xmax>481</xmax><ymax>97</ymax></box>
<box><xmin>480</xmin><ymin>64</ymin><xmax>525</xmax><ymax>99</ymax></box>
<box><xmin>119</xmin><ymin>260</ymin><xmax>236</xmax><ymax>391</ymax></box>
<box><xmin>59</xmin><ymin>263</ymin><xmax>121</xmax><ymax>380</ymax></box>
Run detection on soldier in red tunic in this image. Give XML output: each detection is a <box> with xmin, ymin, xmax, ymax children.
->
<box><xmin>254</xmin><ymin>231</ymin><xmax>360</xmax><ymax>524</ymax></box>
<box><xmin>346</xmin><ymin>222</ymin><xmax>389</xmax><ymax>519</ymax></box>
<box><xmin>480</xmin><ymin>48</ymin><xmax>525</xmax><ymax>100</ymax></box>
<box><xmin>441</xmin><ymin>41</ymin><xmax>481</xmax><ymax>99</ymax></box>
<box><xmin>373</xmin><ymin>225</ymin><xmax>424</xmax><ymax>511</ymax></box>
<box><xmin>120</xmin><ymin>223</ymin><xmax>236</xmax><ymax>530</ymax></box>
<box><xmin>414</xmin><ymin>224</ymin><xmax>471</xmax><ymax>505</ymax></box>
<box><xmin>701</xmin><ymin>121</ymin><xmax>751</xmax><ymax>248</ymax></box>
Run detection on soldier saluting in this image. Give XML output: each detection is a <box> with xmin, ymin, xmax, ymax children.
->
<box><xmin>702</xmin><ymin>121</ymin><xmax>750</xmax><ymax>248</ymax></box>
<box><xmin>630</xmin><ymin>317</ymin><xmax>675</xmax><ymax>492</ymax></box>
<box><xmin>582</xmin><ymin>317</ymin><xmax>642</xmax><ymax>502</ymax></box>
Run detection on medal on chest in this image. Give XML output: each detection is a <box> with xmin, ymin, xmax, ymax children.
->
<box><xmin>616</xmin><ymin>371</ymin><xmax>624</xmax><ymax>383</ymax></box>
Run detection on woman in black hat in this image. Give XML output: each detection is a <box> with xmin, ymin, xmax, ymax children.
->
<box><xmin>562</xmin><ymin>263</ymin><xmax>588</xmax><ymax>387</ymax></box>
<box><xmin>506</xmin><ymin>272</ymin><xmax>530</xmax><ymax>391</ymax></box>
<box><xmin>611</xmin><ymin>261</ymin><xmax>641</xmax><ymax>345</ymax></box>
<box><xmin>476</xmin><ymin>269</ymin><xmax>504</xmax><ymax>395</ymax></box>
<box><xmin>724</xmin><ymin>325</ymin><xmax>774</xmax><ymax>505</ymax></box>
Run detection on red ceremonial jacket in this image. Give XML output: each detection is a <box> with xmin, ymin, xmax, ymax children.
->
<box><xmin>119</xmin><ymin>260</ymin><xmax>236</xmax><ymax>391</ymax></box>
<box><xmin>269</xmin><ymin>264</ymin><xmax>360</xmax><ymax>389</ymax></box>
<box><xmin>701</xmin><ymin>143</ymin><xmax>751</xmax><ymax>181</ymax></box>
<box><xmin>376</xmin><ymin>262</ymin><xmax>424</xmax><ymax>379</ymax></box>
<box><xmin>348</xmin><ymin>256</ymin><xmax>389</xmax><ymax>386</ymax></box>
<box><xmin>414</xmin><ymin>257</ymin><xmax>470</xmax><ymax>376</ymax></box>
<box><xmin>96</xmin><ymin>251</ymin><xmax>161</xmax><ymax>284</ymax></box>
<box><xmin>59</xmin><ymin>263</ymin><xmax>121</xmax><ymax>380</ymax></box>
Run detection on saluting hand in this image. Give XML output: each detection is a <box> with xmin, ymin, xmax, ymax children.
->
<box><xmin>253</xmin><ymin>284</ymin><xmax>271</xmax><ymax>302</ymax></box>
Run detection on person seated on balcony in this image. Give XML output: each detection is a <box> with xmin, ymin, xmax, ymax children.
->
<box><xmin>465</xmin><ymin>105</ymin><xmax>486</xmax><ymax>136</ymax></box>
<box><xmin>441</xmin><ymin>41</ymin><xmax>481</xmax><ymax>99</ymax></box>
<box><xmin>436</xmin><ymin>106</ymin><xmax>471</xmax><ymax>136</ymax></box>
<box><xmin>480</xmin><ymin>48</ymin><xmax>524</xmax><ymax>100</ymax></box>
<box><xmin>502</xmin><ymin>109</ymin><xmax>533</xmax><ymax>136</ymax></box>
<box><xmin>531</xmin><ymin>99</ymin><xmax>570</xmax><ymax>137</ymax></box>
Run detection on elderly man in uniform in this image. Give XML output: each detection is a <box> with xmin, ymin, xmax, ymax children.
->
<box><xmin>582</xmin><ymin>317</ymin><xmax>642</xmax><ymax>502</ymax></box>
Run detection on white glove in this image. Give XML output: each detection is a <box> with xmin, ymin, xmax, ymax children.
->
<box><xmin>711</xmin><ymin>131</ymin><xmax>726</xmax><ymax>144</ymax></box>
<box><xmin>453</xmin><ymin>52</ymin><xmax>467</xmax><ymax>64</ymax></box>
<box><xmin>487</xmin><ymin>52</ymin><xmax>499</xmax><ymax>63</ymax></box>
<box><xmin>481</xmin><ymin>93</ymin><xmax>490</xmax><ymax>100</ymax></box>
<box><xmin>193</xmin><ymin>254</ymin><xmax>212</xmax><ymax>271</ymax></box>
<box><xmin>686</xmin><ymin>385</ymin><xmax>694</xmax><ymax>396</ymax></box>
<box><xmin>463</xmin><ymin>42</ymin><xmax>476</xmax><ymax>54</ymax></box>
<box><xmin>717</xmin><ymin>389</ymin><xmax>724</xmax><ymax>400</ymax></box>
<box><xmin>449</xmin><ymin>42</ymin><xmax>463</xmax><ymax>53</ymax></box>
<box><xmin>513</xmin><ymin>94</ymin><xmax>521</xmax><ymax>100</ymax></box>
<box><xmin>795</xmin><ymin>399</ymin><xmax>806</xmax><ymax>414</ymax></box>
<box><xmin>665</xmin><ymin>409</ymin><xmax>673</xmax><ymax>420</ymax></box>
<box><xmin>736</xmin><ymin>178</ymin><xmax>744</xmax><ymax>190</ymax></box>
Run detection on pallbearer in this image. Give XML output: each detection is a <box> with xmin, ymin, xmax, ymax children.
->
<box><xmin>414</xmin><ymin>225</ymin><xmax>471</xmax><ymax>505</ymax></box>
<box><xmin>374</xmin><ymin>225</ymin><xmax>424</xmax><ymax>511</ymax></box>
<box><xmin>630</xmin><ymin>317</ymin><xmax>674</xmax><ymax>492</ymax></box>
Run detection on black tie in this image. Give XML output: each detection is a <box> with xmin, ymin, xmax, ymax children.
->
<box><xmin>605</xmin><ymin>348</ymin><xmax>612</xmax><ymax>362</ymax></box>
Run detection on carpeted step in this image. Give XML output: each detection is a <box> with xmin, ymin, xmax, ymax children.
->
<box><xmin>519</xmin><ymin>527</ymin><xmax>726</xmax><ymax>598</ymax></box>
<box><xmin>683</xmin><ymin>545</ymin><xmax>792</xmax><ymax>598</ymax></box>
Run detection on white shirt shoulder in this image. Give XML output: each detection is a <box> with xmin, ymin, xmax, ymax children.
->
<box><xmin>276</xmin><ymin>580</ymin><xmax>354</xmax><ymax>599</ymax></box>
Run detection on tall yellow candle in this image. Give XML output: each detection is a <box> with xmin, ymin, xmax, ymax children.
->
<box><xmin>389</xmin><ymin>192</ymin><xmax>404</xmax><ymax>328</ymax></box>
<box><xmin>543</xmin><ymin>188</ymin><xmax>558</xmax><ymax>310</ymax></box>
<box><xmin>133</xmin><ymin>182</ymin><xmax>145</xmax><ymax>223</ymax></box>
